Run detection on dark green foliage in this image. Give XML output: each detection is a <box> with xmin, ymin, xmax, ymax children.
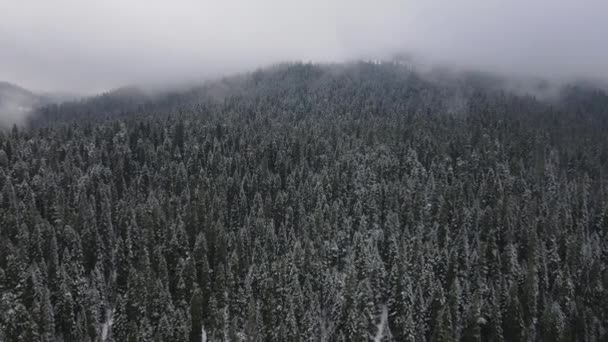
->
<box><xmin>1</xmin><ymin>62</ymin><xmax>608</xmax><ymax>341</ymax></box>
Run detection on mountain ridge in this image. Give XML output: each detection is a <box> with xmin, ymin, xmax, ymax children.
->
<box><xmin>29</xmin><ymin>61</ymin><xmax>608</xmax><ymax>128</ymax></box>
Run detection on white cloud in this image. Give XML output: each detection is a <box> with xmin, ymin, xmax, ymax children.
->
<box><xmin>0</xmin><ymin>0</ymin><xmax>606</xmax><ymax>92</ymax></box>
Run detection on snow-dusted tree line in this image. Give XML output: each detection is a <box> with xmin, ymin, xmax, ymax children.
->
<box><xmin>1</xmin><ymin>63</ymin><xmax>608</xmax><ymax>341</ymax></box>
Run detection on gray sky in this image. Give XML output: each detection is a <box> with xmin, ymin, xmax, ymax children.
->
<box><xmin>1</xmin><ymin>0</ymin><xmax>607</xmax><ymax>93</ymax></box>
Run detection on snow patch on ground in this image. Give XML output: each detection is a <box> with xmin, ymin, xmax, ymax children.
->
<box><xmin>373</xmin><ymin>305</ymin><xmax>388</xmax><ymax>342</ymax></box>
<box><xmin>101</xmin><ymin>308</ymin><xmax>114</xmax><ymax>341</ymax></box>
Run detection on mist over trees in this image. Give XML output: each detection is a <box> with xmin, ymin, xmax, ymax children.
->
<box><xmin>1</xmin><ymin>62</ymin><xmax>608</xmax><ymax>341</ymax></box>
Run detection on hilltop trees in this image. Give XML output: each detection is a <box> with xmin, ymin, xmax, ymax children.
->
<box><xmin>1</xmin><ymin>62</ymin><xmax>607</xmax><ymax>340</ymax></box>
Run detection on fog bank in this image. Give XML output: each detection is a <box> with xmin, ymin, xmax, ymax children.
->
<box><xmin>1</xmin><ymin>0</ymin><xmax>607</xmax><ymax>93</ymax></box>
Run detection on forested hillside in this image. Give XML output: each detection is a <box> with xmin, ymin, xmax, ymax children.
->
<box><xmin>1</xmin><ymin>62</ymin><xmax>608</xmax><ymax>341</ymax></box>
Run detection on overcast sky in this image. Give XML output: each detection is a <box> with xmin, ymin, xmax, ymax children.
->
<box><xmin>1</xmin><ymin>0</ymin><xmax>607</xmax><ymax>93</ymax></box>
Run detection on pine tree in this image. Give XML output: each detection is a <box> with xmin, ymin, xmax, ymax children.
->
<box><xmin>503</xmin><ymin>285</ymin><xmax>525</xmax><ymax>342</ymax></box>
<box><xmin>190</xmin><ymin>285</ymin><xmax>204</xmax><ymax>342</ymax></box>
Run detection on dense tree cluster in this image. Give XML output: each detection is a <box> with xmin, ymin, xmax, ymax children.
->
<box><xmin>1</xmin><ymin>62</ymin><xmax>608</xmax><ymax>341</ymax></box>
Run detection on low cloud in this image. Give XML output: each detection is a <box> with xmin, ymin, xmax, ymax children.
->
<box><xmin>0</xmin><ymin>82</ymin><xmax>42</xmax><ymax>126</ymax></box>
<box><xmin>1</xmin><ymin>0</ymin><xmax>607</xmax><ymax>93</ymax></box>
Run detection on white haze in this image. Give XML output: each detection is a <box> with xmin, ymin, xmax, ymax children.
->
<box><xmin>1</xmin><ymin>0</ymin><xmax>607</xmax><ymax>93</ymax></box>
<box><xmin>0</xmin><ymin>82</ymin><xmax>42</xmax><ymax>126</ymax></box>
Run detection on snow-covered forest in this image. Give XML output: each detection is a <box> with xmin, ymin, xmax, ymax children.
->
<box><xmin>1</xmin><ymin>62</ymin><xmax>608</xmax><ymax>341</ymax></box>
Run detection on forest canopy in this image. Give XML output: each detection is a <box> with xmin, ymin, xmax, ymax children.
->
<box><xmin>1</xmin><ymin>62</ymin><xmax>608</xmax><ymax>341</ymax></box>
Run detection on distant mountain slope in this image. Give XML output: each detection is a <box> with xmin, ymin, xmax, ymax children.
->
<box><xmin>0</xmin><ymin>81</ymin><xmax>33</xmax><ymax>97</ymax></box>
<box><xmin>0</xmin><ymin>81</ymin><xmax>45</xmax><ymax>109</ymax></box>
<box><xmin>0</xmin><ymin>82</ymin><xmax>49</xmax><ymax>126</ymax></box>
<box><xmin>29</xmin><ymin>61</ymin><xmax>608</xmax><ymax>128</ymax></box>
<box><xmin>0</xmin><ymin>82</ymin><xmax>85</xmax><ymax>127</ymax></box>
<box><xmin>29</xmin><ymin>62</ymin><xmax>485</xmax><ymax>126</ymax></box>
